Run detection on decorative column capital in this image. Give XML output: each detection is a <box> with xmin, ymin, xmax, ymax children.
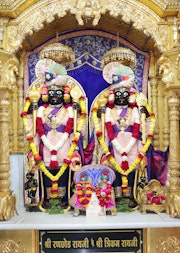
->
<box><xmin>168</xmin><ymin>94</ymin><xmax>180</xmax><ymax>108</ymax></box>
<box><xmin>157</xmin><ymin>48</ymin><xmax>180</xmax><ymax>92</ymax></box>
<box><xmin>0</xmin><ymin>50</ymin><xmax>19</xmax><ymax>89</ymax></box>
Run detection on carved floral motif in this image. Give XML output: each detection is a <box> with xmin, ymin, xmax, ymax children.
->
<box><xmin>156</xmin><ymin>236</ymin><xmax>180</xmax><ymax>253</ymax></box>
<box><xmin>71</xmin><ymin>0</ymin><xmax>104</xmax><ymax>26</ymax></box>
<box><xmin>5</xmin><ymin>0</ymin><xmax>169</xmax><ymax>53</ymax></box>
<box><xmin>3</xmin><ymin>57</ymin><xmax>19</xmax><ymax>89</ymax></box>
<box><xmin>157</xmin><ymin>55</ymin><xmax>174</xmax><ymax>86</ymax></box>
<box><xmin>0</xmin><ymin>239</ymin><xmax>25</xmax><ymax>253</ymax></box>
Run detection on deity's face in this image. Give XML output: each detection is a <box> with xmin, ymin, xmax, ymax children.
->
<box><xmin>48</xmin><ymin>85</ymin><xmax>64</xmax><ymax>105</ymax></box>
<box><xmin>114</xmin><ymin>87</ymin><xmax>130</xmax><ymax>106</ymax></box>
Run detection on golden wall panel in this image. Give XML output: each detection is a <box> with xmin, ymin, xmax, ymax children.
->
<box><xmin>147</xmin><ymin>227</ymin><xmax>180</xmax><ymax>253</ymax></box>
<box><xmin>0</xmin><ymin>230</ymin><xmax>37</xmax><ymax>253</ymax></box>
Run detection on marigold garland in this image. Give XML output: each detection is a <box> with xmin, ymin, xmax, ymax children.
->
<box><xmin>21</xmin><ymin>95</ymin><xmax>86</xmax><ymax>198</ymax></box>
<box><xmin>92</xmin><ymin>99</ymin><xmax>156</xmax><ymax>190</ymax></box>
<box><xmin>76</xmin><ymin>181</ymin><xmax>92</xmax><ymax>207</ymax></box>
<box><xmin>95</xmin><ymin>184</ymin><xmax>112</xmax><ymax>207</ymax></box>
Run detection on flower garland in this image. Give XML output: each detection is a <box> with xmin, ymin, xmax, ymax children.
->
<box><xmin>21</xmin><ymin>95</ymin><xmax>87</xmax><ymax>199</ymax></box>
<box><xmin>36</xmin><ymin>105</ymin><xmax>74</xmax><ymax>169</ymax></box>
<box><xmin>105</xmin><ymin>105</ymin><xmax>141</xmax><ymax>172</ymax></box>
<box><xmin>95</xmin><ymin>183</ymin><xmax>112</xmax><ymax>207</ymax></box>
<box><xmin>91</xmin><ymin>99</ymin><xmax>156</xmax><ymax>191</ymax></box>
<box><xmin>76</xmin><ymin>181</ymin><xmax>92</xmax><ymax>208</ymax></box>
<box><xmin>147</xmin><ymin>192</ymin><xmax>165</xmax><ymax>205</ymax></box>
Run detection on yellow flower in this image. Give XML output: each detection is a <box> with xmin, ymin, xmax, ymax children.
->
<box><xmin>52</xmin><ymin>183</ymin><xmax>58</xmax><ymax>189</ymax></box>
<box><xmin>91</xmin><ymin>100</ymin><xmax>156</xmax><ymax>188</ymax></box>
<box><xmin>51</xmin><ymin>193</ymin><xmax>58</xmax><ymax>198</ymax></box>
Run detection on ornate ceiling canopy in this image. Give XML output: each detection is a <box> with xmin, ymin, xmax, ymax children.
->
<box><xmin>0</xmin><ymin>0</ymin><xmax>180</xmax><ymax>54</ymax></box>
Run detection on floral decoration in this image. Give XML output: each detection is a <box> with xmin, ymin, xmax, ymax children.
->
<box><xmin>91</xmin><ymin>94</ymin><xmax>156</xmax><ymax>192</ymax></box>
<box><xmin>21</xmin><ymin>94</ymin><xmax>87</xmax><ymax>198</ymax></box>
<box><xmin>76</xmin><ymin>181</ymin><xmax>92</xmax><ymax>207</ymax></box>
<box><xmin>95</xmin><ymin>183</ymin><xmax>112</xmax><ymax>207</ymax></box>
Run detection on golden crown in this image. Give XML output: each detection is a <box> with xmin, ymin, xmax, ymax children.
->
<box><xmin>101</xmin><ymin>47</ymin><xmax>137</xmax><ymax>69</ymax></box>
<box><xmin>39</xmin><ymin>43</ymin><xmax>75</xmax><ymax>66</ymax></box>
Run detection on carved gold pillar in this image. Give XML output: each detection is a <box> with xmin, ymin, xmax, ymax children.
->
<box><xmin>157</xmin><ymin>46</ymin><xmax>180</xmax><ymax>217</ymax></box>
<box><xmin>0</xmin><ymin>50</ymin><xmax>18</xmax><ymax>220</ymax></box>
<box><xmin>168</xmin><ymin>94</ymin><xmax>180</xmax><ymax>191</ymax></box>
<box><xmin>0</xmin><ymin>86</ymin><xmax>15</xmax><ymax>221</ymax></box>
<box><xmin>162</xmin><ymin>94</ymin><xmax>169</xmax><ymax>151</ymax></box>
<box><xmin>16</xmin><ymin>55</ymin><xmax>25</xmax><ymax>152</ymax></box>
<box><xmin>149</xmin><ymin>77</ymin><xmax>159</xmax><ymax>149</ymax></box>
<box><xmin>17</xmin><ymin>76</ymin><xmax>24</xmax><ymax>151</ymax></box>
<box><xmin>9</xmin><ymin>88</ymin><xmax>14</xmax><ymax>151</ymax></box>
<box><xmin>149</xmin><ymin>52</ymin><xmax>160</xmax><ymax>149</ymax></box>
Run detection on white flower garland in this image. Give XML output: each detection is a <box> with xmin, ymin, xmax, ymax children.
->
<box><xmin>38</xmin><ymin>106</ymin><xmax>73</xmax><ymax>152</ymax></box>
<box><xmin>105</xmin><ymin>106</ymin><xmax>140</xmax><ymax>155</ymax></box>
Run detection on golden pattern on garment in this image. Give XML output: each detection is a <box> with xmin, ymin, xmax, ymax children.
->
<box><xmin>43</xmin><ymin>107</ymin><xmax>66</xmax><ymax>134</ymax></box>
<box><xmin>111</xmin><ymin>107</ymin><xmax>132</xmax><ymax>134</ymax></box>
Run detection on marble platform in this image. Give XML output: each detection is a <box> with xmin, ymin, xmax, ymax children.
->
<box><xmin>0</xmin><ymin>208</ymin><xmax>180</xmax><ymax>230</ymax></box>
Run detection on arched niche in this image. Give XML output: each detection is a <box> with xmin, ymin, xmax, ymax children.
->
<box><xmin>6</xmin><ymin>0</ymin><xmax>167</xmax><ymax>54</ymax></box>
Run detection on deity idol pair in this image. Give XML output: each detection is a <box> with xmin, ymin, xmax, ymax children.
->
<box><xmin>21</xmin><ymin>57</ymin><xmax>155</xmax><ymax>215</ymax></box>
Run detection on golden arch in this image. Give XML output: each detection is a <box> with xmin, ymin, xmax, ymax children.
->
<box><xmin>5</xmin><ymin>0</ymin><xmax>168</xmax><ymax>53</ymax></box>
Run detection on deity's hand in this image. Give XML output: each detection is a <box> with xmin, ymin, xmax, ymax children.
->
<box><xmin>97</xmin><ymin>107</ymin><xmax>105</xmax><ymax>118</ymax></box>
<box><xmin>140</xmin><ymin>106</ymin><xmax>150</xmax><ymax>118</ymax></box>
<box><xmin>27</xmin><ymin>103</ymin><xmax>38</xmax><ymax>114</ymax></box>
<box><xmin>73</xmin><ymin>102</ymin><xmax>81</xmax><ymax>113</ymax></box>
